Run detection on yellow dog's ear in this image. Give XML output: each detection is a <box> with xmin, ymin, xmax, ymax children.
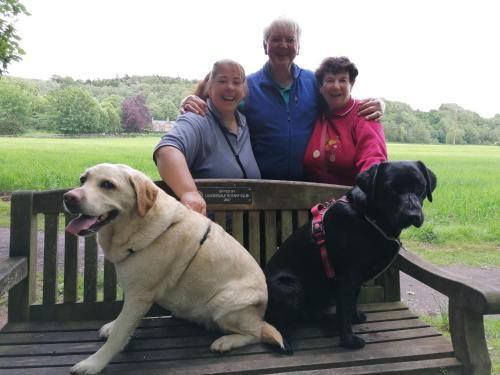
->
<box><xmin>129</xmin><ymin>173</ymin><xmax>158</xmax><ymax>217</ymax></box>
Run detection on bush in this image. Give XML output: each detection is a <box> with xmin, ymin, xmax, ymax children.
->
<box><xmin>47</xmin><ymin>87</ymin><xmax>103</xmax><ymax>134</ymax></box>
<box><xmin>0</xmin><ymin>80</ymin><xmax>30</xmax><ymax>134</ymax></box>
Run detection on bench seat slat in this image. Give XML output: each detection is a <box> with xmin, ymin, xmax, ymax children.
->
<box><xmin>0</xmin><ymin>301</ymin><xmax>411</xmax><ymax>333</ymax></box>
<box><xmin>0</xmin><ymin>326</ymin><xmax>441</xmax><ymax>357</ymax></box>
<box><xmin>0</xmin><ymin>336</ymin><xmax>458</xmax><ymax>374</ymax></box>
<box><xmin>0</xmin><ymin>312</ymin><xmax>429</xmax><ymax>345</ymax></box>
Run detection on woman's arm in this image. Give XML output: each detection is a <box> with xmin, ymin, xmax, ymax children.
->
<box><xmin>155</xmin><ymin>146</ymin><xmax>207</xmax><ymax>215</ymax></box>
<box><xmin>353</xmin><ymin>118</ymin><xmax>388</xmax><ymax>173</ymax></box>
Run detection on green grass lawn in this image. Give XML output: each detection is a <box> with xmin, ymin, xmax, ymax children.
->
<box><xmin>1</xmin><ymin>137</ymin><xmax>498</xmax><ymax>265</ymax></box>
<box><xmin>389</xmin><ymin>143</ymin><xmax>500</xmax><ymax>265</ymax></box>
<box><xmin>0</xmin><ymin>136</ymin><xmax>162</xmax><ymax>192</ymax></box>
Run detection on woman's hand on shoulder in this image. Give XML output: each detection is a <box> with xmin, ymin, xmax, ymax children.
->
<box><xmin>180</xmin><ymin>191</ymin><xmax>207</xmax><ymax>216</ymax></box>
<box><xmin>180</xmin><ymin>95</ymin><xmax>208</xmax><ymax>116</ymax></box>
<box><xmin>358</xmin><ymin>98</ymin><xmax>385</xmax><ymax>121</ymax></box>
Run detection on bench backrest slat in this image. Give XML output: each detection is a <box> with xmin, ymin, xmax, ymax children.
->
<box><xmin>232</xmin><ymin>211</ymin><xmax>244</xmax><ymax>244</ymax></box>
<box><xmin>8</xmin><ymin>191</ymin><xmax>37</xmax><ymax>322</ymax></box>
<box><xmin>103</xmin><ymin>259</ymin><xmax>117</xmax><ymax>301</ymax></box>
<box><xmin>84</xmin><ymin>235</ymin><xmax>98</xmax><ymax>302</ymax></box>
<box><xmin>297</xmin><ymin>210</ymin><xmax>309</xmax><ymax>227</ymax></box>
<box><xmin>264</xmin><ymin>210</ymin><xmax>277</xmax><ymax>264</ymax></box>
<box><xmin>63</xmin><ymin>213</ymin><xmax>78</xmax><ymax>303</ymax></box>
<box><xmin>42</xmin><ymin>214</ymin><xmax>58</xmax><ymax>305</ymax></box>
<box><xmin>247</xmin><ymin>211</ymin><xmax>260</xmax><ymax>263</ymax></box>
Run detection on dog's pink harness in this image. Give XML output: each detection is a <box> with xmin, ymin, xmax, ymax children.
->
<box><xmin>311</xmin><ymin>196</ymin><xmax>349</xmax><ymax>279</ymax></box>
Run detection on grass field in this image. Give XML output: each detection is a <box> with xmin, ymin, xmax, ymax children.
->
<box><xmin>1</xmin><ymin>137</ymin><xmax>498</xmax><ymax>264</ymax></box>
<box><xmin>0</xmin><ymin>136</ymin><xmax>162</xmax><ymax>192</ymax></box>
<box><xmin>0</xmin><ymin>137</ymin><xmax>499</xmax><ymax>264</ymax></box>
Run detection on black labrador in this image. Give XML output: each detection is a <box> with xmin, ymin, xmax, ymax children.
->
<box><xmin>264</xmin><ymin>160</ymin><xmax>437</xmax><ymax>350</ymax></box>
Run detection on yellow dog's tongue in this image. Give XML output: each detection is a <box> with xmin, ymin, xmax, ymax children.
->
<box><xmin>65</xmin><ymin>215</ymin><xmax>99</xmax><ymax>235</ymax></box>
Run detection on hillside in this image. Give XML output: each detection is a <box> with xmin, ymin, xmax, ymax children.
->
<box><xmin>0</xmin><ymin>75</ymin><xmax>499</xmax><ymax>144</ymax></box>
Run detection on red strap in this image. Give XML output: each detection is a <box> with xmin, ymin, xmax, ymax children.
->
<box><xmin>311</xmin><ymin>200</ymin><xmax>336</xmax><ymax>278</ymax></box>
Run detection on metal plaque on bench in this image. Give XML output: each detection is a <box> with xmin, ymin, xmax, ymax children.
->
<box><xmin>199</xmin><ymin>187</ymin><xmax>252</xmax><ymax>204</ymax></box>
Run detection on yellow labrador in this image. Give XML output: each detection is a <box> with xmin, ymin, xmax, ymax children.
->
<box><xmin>64</xmin><ymin>163</ymin><xmax>287</xmax><ymax>374</ymax></box>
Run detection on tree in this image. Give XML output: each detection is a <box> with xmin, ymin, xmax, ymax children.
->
<box><xmin>100</xmin><ymin>95</ymin><xmax>121</xmax><ymax>133</ymax></box>
<box><xmin>30</xmin><ymin>94</ymin><xmax>51</xmax><ymax>130</ymax></box>
<box><xmin>0</xmin><ymin>0</ymin><xmax>30</xmax><ymax>75</ymax></box>
<box><xmin>149</xmin><ymin>98</ymin><xmax>178</xmax><ymax>121</ymax></box>
<box><xmin>121</xmin><ymin>94</ymin><xmax>151</xmax><ymax>132</ymax></box>
<box><xmin>47</xmin><ymin>87</ymin><xmax>103</xmax><ymax>134</ymax></box>
<box><xmin>0</xmin><ymin>78</ymin><xmax>30</xmax><ymax>134</ymax></box>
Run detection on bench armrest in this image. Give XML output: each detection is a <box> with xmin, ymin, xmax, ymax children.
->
<box><xmin>0</xmin><ymin>257</ymin><xmax>28</xmax><ymax>296</ymax></box>
<box><xmin>396</xmin><ymin>247</ymin><xmax>500</xmax><ymax>315</ymax></box>
<box><xmin>397</xmin><ymin>247</ymin><xmax>500</xmax><ymax>374</ymax></box>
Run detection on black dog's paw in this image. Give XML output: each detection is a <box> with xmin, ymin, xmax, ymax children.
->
<box><xmin>352</xmin><ymin>310</ymin><xmax>367</xmax><ymax>324</ymax></box>
<box><xmin>265</xmin><ymin>336</ymin><xmax>294</xmax><ymax>356</ymax></box>
<box><xmin>281</xmin><ymin>338</ymin><xmax>294</xmax><ymax>355</ymax></box>
<box><xmin>340</xmin><ymin>334</ymin><xmax>365</xmax><ymax>349</ymax></box>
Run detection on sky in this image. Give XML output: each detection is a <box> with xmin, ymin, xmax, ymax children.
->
<box><xmin>6</xmin><ymin>0</ymin><xmax>500</xmax><ymax>118</ymax></box>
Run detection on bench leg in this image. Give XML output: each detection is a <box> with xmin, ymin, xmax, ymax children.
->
<box><xmin>449</xmin><ymin>299</ymin><xmax>491</xmax><ymax>375</ymax></box>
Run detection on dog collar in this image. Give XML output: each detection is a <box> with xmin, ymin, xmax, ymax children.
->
<box><xmin>363</xmin><ymin>215</ymin><xmax>402</xmax><ymax>246</ymax></box>
<box><xmin>311</xmin><ymin>196</ymin><xmax>349</xmax><ymax>279</ymax></box>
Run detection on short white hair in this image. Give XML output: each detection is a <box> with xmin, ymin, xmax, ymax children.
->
<box><xmin>263</xmin><ymin>16</ymin><xmax>301</xmax><ymax>44</ymax></box>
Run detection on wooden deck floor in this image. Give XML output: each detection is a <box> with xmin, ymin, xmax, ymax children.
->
<box><xmin>0</xmin><ymin>302</ymin><xmax>462</xmax><ymax>375</ymax></box>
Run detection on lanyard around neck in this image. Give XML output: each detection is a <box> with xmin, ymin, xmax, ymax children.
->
<box><xmin>209</xmin><ymin>109</ymin><xmax>248</xmax><ymax>179</ymax></box>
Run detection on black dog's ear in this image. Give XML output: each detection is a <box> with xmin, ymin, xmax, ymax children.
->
<box><xmin>356</xmin><ymin>162</ymin><xmax>384</xmax><ymax>202</ymax></box>
<box><xmin>416</xmin><ymin>161</ymin><xmax>437</xmax><ymax>202</ymax></box>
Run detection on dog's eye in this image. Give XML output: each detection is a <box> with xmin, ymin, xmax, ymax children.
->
<box><xmin>100</xmin><ymin>180</ymin><xmax>115</xmax><ymax>189</ymax></box>
<box><xmin>79</xmin><ymin>176</ymin><xmax>86</xmax><ymax>186</ymax></box>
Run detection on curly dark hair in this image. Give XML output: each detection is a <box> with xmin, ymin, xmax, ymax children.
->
<box><xmin>315</xmin><ymin>56</ymin><xmax>359</xmax><ymax>85</ymax></box>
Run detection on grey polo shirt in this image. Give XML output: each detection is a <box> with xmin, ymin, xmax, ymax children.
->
<box><xmin>153</xmin><ymin>100</ymin><xmax>261</xmax><ymax>179</ymax></box>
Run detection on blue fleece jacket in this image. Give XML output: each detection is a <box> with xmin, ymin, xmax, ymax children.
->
<box><xmin>244</xmin><ymin>62</ymin><xmax>319</xmax><ymax>181</ymax></box>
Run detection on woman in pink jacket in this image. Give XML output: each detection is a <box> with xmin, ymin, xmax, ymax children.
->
<box><xmin>304</xmin><ymin>57</ymin><xmax>387</xmax><ymax>186</ymax></box>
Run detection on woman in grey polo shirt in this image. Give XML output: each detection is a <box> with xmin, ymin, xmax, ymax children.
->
<box><xmin>154</xmin><ymin>59</ymin><xmax>260</xmax><ymax>215</ymax></box>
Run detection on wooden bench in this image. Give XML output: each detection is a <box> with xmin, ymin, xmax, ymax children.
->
<box><xmin>1</xmin><ymin>179</ymin><xmax>498</xmax><ymax>374</ymax></box>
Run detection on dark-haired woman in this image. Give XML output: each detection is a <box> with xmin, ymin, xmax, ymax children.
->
<box><xmin>304</xmin><ymin>57</ymin><xmax>387</xmax><ymax>186</ymax></box>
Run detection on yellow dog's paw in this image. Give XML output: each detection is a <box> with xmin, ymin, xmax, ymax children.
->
<box><xmin>70</xmin><ymin>356</ymin><xmax>106</xmax><ymax>374</ymax></box>
<box><xmin>210</xmin><ymin>334</ymin><xmax>257</xmax><ymax>352</ymax></box>
<box><xmin>210</xmin><ymin>336</ymin><xmax>234</xmax><ymax>352</ymax></box>
<box><xmin>99</xmin><ymin>321</ymin><xmax>115</xmax><ymax>338</ymax></box>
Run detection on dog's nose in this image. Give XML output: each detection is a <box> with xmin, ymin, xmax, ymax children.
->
<box><xmin>408</xmin><ymin>212</ymin><xmax>424</xmax><ymax>228</ymax></box>
<box><xmin>63</xmin><ymin>191</ymin><xmax>79</xmax><ymax>204</ymax></box>
<box><xmin>63</xmin><ymin>190</ymin><xmax>84</xmax><ymax>212</ymax></box>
